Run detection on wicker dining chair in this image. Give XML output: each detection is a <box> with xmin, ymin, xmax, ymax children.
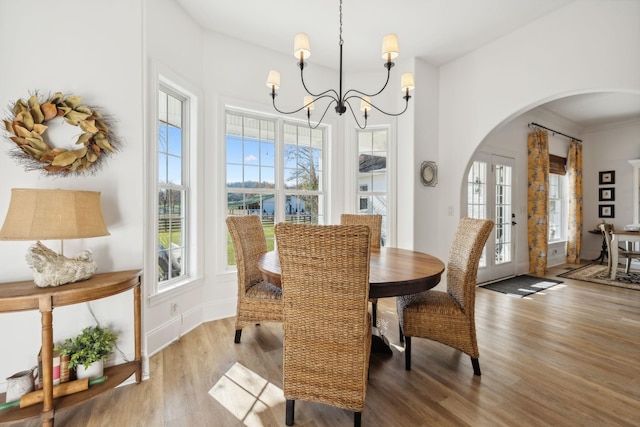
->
<box><xmin>599</xmin><ymin>223</ymin><xmax>640</xmax><ymax>275</ymax></box>
<box><xmin>397</xmin><ymin>217</ymin><xmax>494</xmax><ymax>376</ymax></box>
<box><xmin>340</xmin><ymin>214</ymin><xmax>382</xmax><ymax>326</ymax></box>
<box><xmin>226</xmin><ymin>215</ymin><xmax>283</xmax><ymax>344</ymax></box>
<box><xmin>276</xmin><ymin>223</ymin><xmax>372</xmax><ymax>427</ymax></box>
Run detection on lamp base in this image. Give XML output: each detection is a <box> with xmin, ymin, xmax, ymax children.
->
<box><xmin>26</xmin><ymin>241</ymin><xmax>97</xmax><ymax>287</ymax></box>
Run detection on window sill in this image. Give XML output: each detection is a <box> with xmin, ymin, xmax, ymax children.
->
<box><xmin>147</xmin><ymin>275</ymin><xmax>204</xmax><ymax>307</ymax></box>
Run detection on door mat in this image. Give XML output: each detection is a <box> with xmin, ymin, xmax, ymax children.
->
<box><xmin>557</xmin><ymin>263</ymin><xmax>640</xmax><ymax>291</ymax></box>
<box><xmin>479</xmin><ymin>275</ymin><xmax>562</xmax><ymax>297</ymax></box>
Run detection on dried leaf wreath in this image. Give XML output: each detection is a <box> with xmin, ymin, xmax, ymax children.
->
<box><xmin>2</xmin><ymin>91</ymin><xmax>120</xmax><ymax>175</ymax></box>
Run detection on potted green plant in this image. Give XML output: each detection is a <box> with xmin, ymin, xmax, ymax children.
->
<box><xmin>55</xmin><ymin>325</ymin><xmax>117</xmax><ymax>380</ymax></box>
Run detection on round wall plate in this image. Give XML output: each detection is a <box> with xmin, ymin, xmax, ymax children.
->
<box><xmin>420</xmin><ymin>161</ymin><xmax>437</xmax><ymax>187</ymax></box>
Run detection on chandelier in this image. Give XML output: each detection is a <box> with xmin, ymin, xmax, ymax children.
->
<box><xmin>265</xmin><ymin>0</ymin><xmax>415</xmax><ymax>129</ymax></box>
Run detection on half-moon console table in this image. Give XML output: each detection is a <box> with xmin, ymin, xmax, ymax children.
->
<box><xmin>0</xmin><ymin>269</ymin><xmax>142</xmax><ymax>427</ymax></box>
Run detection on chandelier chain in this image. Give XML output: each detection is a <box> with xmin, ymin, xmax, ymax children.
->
<box><xmin>339</xmin><ymin>0</ymin><xmax>343</xmax><ymax>46</ymax></box>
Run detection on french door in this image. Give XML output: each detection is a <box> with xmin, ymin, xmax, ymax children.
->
<box><xmin>467</xmin><ymin>154</ymin><xmax>516</xmax><ymax>283</ymax></box>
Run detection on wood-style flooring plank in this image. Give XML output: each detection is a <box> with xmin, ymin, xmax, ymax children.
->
<box><xmin>5</xmin><ymin>263</ymin><xmax>640</xmax><ymax>426</ymax></box>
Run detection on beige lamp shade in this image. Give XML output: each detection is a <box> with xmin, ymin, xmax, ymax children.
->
<box><xmin>360</xmin><ymin>96</ymin><xmax>372</xmax><ymax>113</ymax></box>
<box><xmin>401</xmin><ymin>73</ymin><xmax>415</xmax><ymax>93</ymax></box>
<box><xmin>0</xmin><ymin>188</ymin><xmax>110</xmax><ymax>241</ymax></box>
<box><xmin>303</xmin><ymin>96</ymin><xmax>315</xmax><ymax>111</ymax></box>
<box><xmin>266</xmin><ymin>69</ymin><xmax>281</xmax><ymax>90</ymax></box>
<box><xmin>293</xmin><ymin>33</ymin><xmax>311</xmax><ymax>61</ymax></box>
<box><xmin>381</xmin><ymin>34</ymin><xmax>399</xmax><ymax>61</ymax></box>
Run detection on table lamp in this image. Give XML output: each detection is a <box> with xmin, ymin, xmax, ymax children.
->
<box><xmin>0</xmin><ymin>188</ymin><xmax>110</xmax><ymax>287</ymax></box>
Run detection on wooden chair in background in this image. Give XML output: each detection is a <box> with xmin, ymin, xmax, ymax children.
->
<box><xmin>599</xmin><ymin>223</ymin><xmax>640</xmax><ymax>275</ymax></box>
<box><xmin>276</xmin><ymin>223</ymin><xmax>372</xmax><ymax>427</ymax></box>
<box><xmin>397</xmin><ymin>217</ymin><xmax>494</xmax><ymax>376</ymax></box>
<box><xmin>226</xmin><ymin>215</ymin><xmax>283</xmax><ymax>344</ymax></box>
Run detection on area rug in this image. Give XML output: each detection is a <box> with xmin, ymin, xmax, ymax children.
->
<box><xmin>479</xmin><ymin>275</ymin><xmax>562</xmax><ymax>297</ymax></box>
<box><xmin>557</xmin><ymin>263</ymin><xmax>640</xmax><ymax>291</ymax></box>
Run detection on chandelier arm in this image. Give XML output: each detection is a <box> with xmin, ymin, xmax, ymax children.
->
<box><xmin>270</xmin><ymin>93</ymin><xmax>337</xmax><ymax>115</ymax></box>
<box><xmin>299</xmin><ymin>65</ymin><xmax>341</xmax><ymax>100</ymax></box>
<box><xmin>343</xmin><ymin>65</ymin><xmax>393</xmax><ymax>99</ymax></box>
<box><xmin>345</xmin><ymin>95</ymin><xmax>411</xmax><ymax>117</ymax></box>
<box><xmin>344</xmin><ymin>99</ymin><xmax>368</xmax><ymax>130</ymax></box>
<box><xmin>308</xmin><ymin>99</ymin><xmax>337</xmax><ymax>129</ymax></box>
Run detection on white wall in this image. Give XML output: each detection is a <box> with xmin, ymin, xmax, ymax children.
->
<box><xmin>409</xmin><ymin>58</ymin><xmax>440</xmax><ymax>254</ymax></box>
<box><xmin>433</xmin><ymin>0</ymin><xmax>640</xmax><ymax>282</ymax></box>
<box><xmin>582</xmin><ymin>119</ymin><xmax>640</xmax><ymax>258</ymax></box>
<box><xmin>1</xmin><ymin>0</ymin><xmax>638</xmax><ymax>393</ymax></box>
<box><xmin>143</xmin><ymin>0</ymin><xmax>206</xmax><ymax>360</ymax></box>
<box><xmin>0</xmin><ymin>0</ymin><xmax>144</xmax><ymax>389</ymax></box>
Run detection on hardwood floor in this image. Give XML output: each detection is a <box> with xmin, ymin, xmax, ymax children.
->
<box><xmin>12</xmin><ymin>264</ymin><xmax>640</xmax><ymax>426</ymax></box>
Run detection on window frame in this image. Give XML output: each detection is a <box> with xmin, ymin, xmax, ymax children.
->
<box><xmin>548</xmin><ymin>173</ymin><xmax>567</xmax><ymax>243</ymax></box>
<box><xmin>224</xmin><ymin>108</ymin><xmax>328</xmax><ymax>267</ymax></box>
<box><xmin>157</xmin><ymin>85</ymin><xmax>189</xmax><ymax>288</ymax></box>
<box><xmin>354</xmin><ymin>126</ymin><xmax>392</xmax><ymax>247</ymax></box>
<box><xmin>146</xmin><ymin>61</ymin><xmax>203</xmax><ymax>301</ymax></box>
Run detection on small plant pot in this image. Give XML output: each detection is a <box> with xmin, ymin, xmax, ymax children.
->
<box><xmin>76</xmin><ymin>360</ymin><xmax>104</xmax><ymax>380</ymax></box>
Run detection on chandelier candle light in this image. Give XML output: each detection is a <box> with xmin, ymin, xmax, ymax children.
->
<box><xmin>266</xmin><ymin>0</ymin><xmax>415</xmax><ymax>129</ymax></box>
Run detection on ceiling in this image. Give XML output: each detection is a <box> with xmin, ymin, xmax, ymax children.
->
<box><xmin>537</xmin><ymin>93</ymin><xmax>640</xmax><ymax>129</ymax></box>
<box><xmin>175</xmin><ymin>0</ymin><xmax>640</xmax><ymax>128</ymax></box>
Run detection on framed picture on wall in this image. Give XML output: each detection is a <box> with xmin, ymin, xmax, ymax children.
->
<box><xmin>599</xmin><ymin>187</ymin><xmax>615</xmax><ymax>201</ymax></box>
<box><xmin>599</xmin><ymin>170</ymin><xmax>615</xmax><ymax>185</ymax></box>
<box><xmin>598</xmin><ymin>204</ymin><xmax>615</xmax><ymax>218</ymax></box>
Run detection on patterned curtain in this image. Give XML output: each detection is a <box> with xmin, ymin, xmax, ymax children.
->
<box><xmin>527</xmin><ymin>130</ymin><xmax>549</xmax><ymax>276</ymax></box>
<box><xmin>566</xmin><ymin>141</ymin><xmax>583</xmax><ymax>263</ymax></box>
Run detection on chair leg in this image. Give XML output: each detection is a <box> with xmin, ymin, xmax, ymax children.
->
<box><xmin>371</xmin><ymin>301</ymin><xmax>377</xmax><ymax>327</ymax></box>
<box><xmin>398</xmin><ymin>323</ymin><xmax>404</xmax><ymax>343</ymax></box>
<box><xmin>286</xmin><ymin>399</ymin><xmax>295</xmax><ymax>426</ymax></box>
<box><xmin>354</xmin><ymin>411</ymin><xmax>362</xmax><ymax>427</ymax></box>
<box><xmin>471</xmin><ymin>357</ymin><xmax>481</xmax><ymax>376</ymax></box>
<box><xmin>404</xmin><ymin>336</ymin><xmax>411</xmax><ymax>370</ymax></box>
<box><xmin>234</xmin><ymin>329</ymin><xmax>242</xmax><ymax>344</ymax></box>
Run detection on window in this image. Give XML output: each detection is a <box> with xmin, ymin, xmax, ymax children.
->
<box><xmin>357</xmin><ymin>128</ymin><xmax>388</xmax><ymax>246</ymax></box>
<box><xmin>156</xmin><ymin>85</ymin><xmax>189</xmax><ymax>289</ymax></box>
<box><xmin>225</xmin><ymin>111</ymin><xmax>326</xmax><ymax>266</ymax></box>
<box><xmin>549</xmin><ymin>173</ymin><xmax>565</xmax><ymax>242</ymax></box>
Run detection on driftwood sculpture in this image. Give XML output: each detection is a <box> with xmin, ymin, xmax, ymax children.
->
<box><xmin>25</xmin><ymin>241</ymin><xmax>97</xmax><ymax>287</ymax></box>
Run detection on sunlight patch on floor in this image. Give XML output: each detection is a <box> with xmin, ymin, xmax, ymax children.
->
<box><xmin>208</xmin><ymin>362</ymin><xmax>284</xmax><ymax>426</ymax></box>
<box><xmin>390</xmin><ymin>342</ymin><xmax>405</xmax><ymax>352</ymax></box>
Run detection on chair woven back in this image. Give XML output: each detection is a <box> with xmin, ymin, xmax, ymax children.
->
<box><xmin>275</xmin><ymin>223</ymin><xmax>372</xmax><ymax>413</ymax></box>
<box><xmin>446</xmin><ymin>218</ymin><xmax>494</xmax><ymax>315</ymax></box>
<box><xmin>340</xmin><ymin>214</ymin><xmax>381</xmax><ymax>248</ymax></box>
<box><xmin>226</xmin><ymin>216</ymin><xmax>282</xmax><ymax>338</ymax></box>
<box><xmin>227</xmin><ymin>215</ymin><xmax>268</xmax><ymax>293</ymax></box>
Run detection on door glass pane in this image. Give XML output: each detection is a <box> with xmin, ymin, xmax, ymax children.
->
<box><xmin>495</xmin><ymin>164</ymin><xmax>512</xmax><ymax>265</ymax></box>
<box><xmin>467</xmin><ymin>161</ymin><xmax>488</xmax><ymax>267</ymax></box>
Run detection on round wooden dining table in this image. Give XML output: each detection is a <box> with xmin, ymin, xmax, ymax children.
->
<box><xmin>258</xmin><ymin>247</ymin><xmax>446</xmax><ymax>299</ymax></box>
<box><xmin>258</xmin><ymin>247</ymin><xmax>445</xmax><ymax>354</ymax></box>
